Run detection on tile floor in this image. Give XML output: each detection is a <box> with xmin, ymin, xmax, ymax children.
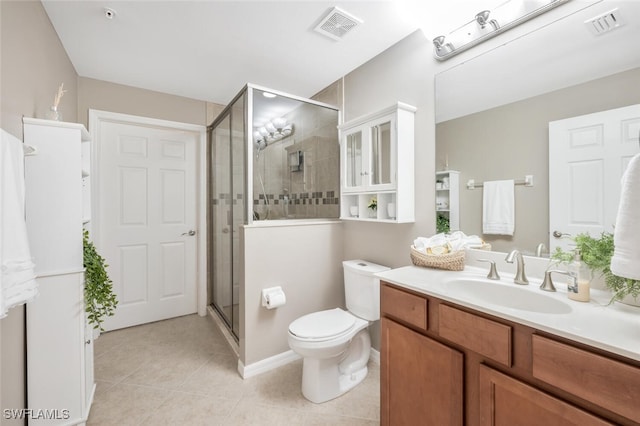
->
<box><xmin>89</xmin><ymin>314</ymin><xmax>380</xmax><ymax>425</ymax></box>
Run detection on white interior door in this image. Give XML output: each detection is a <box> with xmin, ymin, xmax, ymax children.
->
<box><xmin>98</xmin><ymin>119</ymin><xmax>199</xmax><ymax>331</ymax></box>
<box><xmin>549</xmin><ymin>104</ymin><xmax>640</xmax><ymax>252</ymax></box>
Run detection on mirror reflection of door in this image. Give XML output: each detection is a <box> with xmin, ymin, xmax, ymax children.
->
<box><xmin>549</xmin><ymin>104</ymin><xmax>640</xmax><ymax>252</ymax></box>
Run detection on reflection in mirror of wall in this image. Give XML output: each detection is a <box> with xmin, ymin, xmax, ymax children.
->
<box><xmin>435</xmin><ymin>0</ymin><xmax>640</xmax><ymax>254</ymax></box>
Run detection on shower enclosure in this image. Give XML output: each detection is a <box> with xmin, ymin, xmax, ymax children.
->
<box><xmin>208</xmin><ymin>84</ymin><xmax>340</xmax><ymax>339</ymax></box>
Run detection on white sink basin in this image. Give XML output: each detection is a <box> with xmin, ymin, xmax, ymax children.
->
<box><xmin>445</xmin><ymin>278</ymin><xmax>573</xmax><ymax>314</ymax></box>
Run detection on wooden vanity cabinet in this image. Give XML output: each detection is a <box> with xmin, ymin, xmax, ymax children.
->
<box><xmin>380</xmin><ymin>281</ymin><xmax>640</xmax><ymax>426</ymax></box>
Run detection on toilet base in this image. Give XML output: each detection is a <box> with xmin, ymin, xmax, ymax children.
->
<box><xmin>300</xmin><ymin>329</ymin><xmax>371</xmax><ymax>403</ymax></box>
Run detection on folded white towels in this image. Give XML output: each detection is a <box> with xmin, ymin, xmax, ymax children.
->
<box><xmin>611</xmin><ymin>153</ymin><xmax>640</xmax><ymax>280</ymax></box>
<box><xmin>482</xmin><ymin>179</ymin><xmax>515</xmax><ymax>236</ymax></box>
<box><xmin>1</xmin><ymin>128</ymin><xmax>38</xmax><ymax>318</ymax></box>
<box><xmin>413</xmin><ymin>231</ymin><xmax>484</xmax><ymax>253</ymax></box>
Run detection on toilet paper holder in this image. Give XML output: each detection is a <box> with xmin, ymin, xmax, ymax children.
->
<box><xmin>261</xmin><ymin>286</ymin><xmax>286</xmax><ymax>309</ymax></box>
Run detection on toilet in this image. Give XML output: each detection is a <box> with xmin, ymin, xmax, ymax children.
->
<box><xmin>288</xmin><ymin>259</ymin><xmax>390</xmax><ymax>403</ymax></box>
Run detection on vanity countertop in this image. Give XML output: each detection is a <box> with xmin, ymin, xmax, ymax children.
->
<box><xmin>377</xmin><ymin>265</ymin><xmax>640</xmax><ymax>362</ymax></box>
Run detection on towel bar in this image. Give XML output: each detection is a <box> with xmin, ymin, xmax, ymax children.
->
<box><xmin>467</xmin><ymin>175</ymin><xmax>533</xmax><ymax>190</ymax></box>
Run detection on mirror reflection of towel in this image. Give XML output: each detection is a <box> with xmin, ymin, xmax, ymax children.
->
<box><xmin>611</xmin><ymin>153</ymin><xmax>640</xmax><ymax>280</ymax></box>
<box><xmin>482</xmin><ymin>180</ymin><xmax>515</xmax><ymax>236</ymax></box>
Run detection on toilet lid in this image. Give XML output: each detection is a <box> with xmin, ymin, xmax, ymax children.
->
<box><xmin>289</xmin><ymin>308</ymin><xmax>356</xmax><ymax>339</ymax></box>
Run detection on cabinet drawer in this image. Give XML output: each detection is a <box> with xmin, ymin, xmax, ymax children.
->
<box><xmin>381</xmin><ymin>284</ymin><xmax>427</xmax><ymax>330</ymax></box>
<box><xmin>532</xmin><ymin>335</ymin><xmax>640</xmax><ymax>424</ymax></box>
<box><xmin>439</xmin><ymin>304</ymin><xmax>512</xmax><ymax>366</ymax></box>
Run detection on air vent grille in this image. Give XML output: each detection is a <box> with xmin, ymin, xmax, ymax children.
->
<box><xmin>585</xmin><ymin>8</ymin><xmax>624</xmax><ymax>35</ymax></box>
<box><xmin>314</xmin><ymin>7</ymin><xmax>362</xmax><ymax>41</ymax></box>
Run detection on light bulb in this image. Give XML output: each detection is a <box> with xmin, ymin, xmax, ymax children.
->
<box><xmin>265</xmin><ymin>122</ymin><xmax>277</xmax><ymax>134</ymax></box>
<box><xmin>272</xmin><ymin>117</ymin><xmax>287</xmax><ymax>129</ymax></box>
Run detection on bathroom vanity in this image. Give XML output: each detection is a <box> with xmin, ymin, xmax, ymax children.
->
<box><xmin>378</xmin><ymin>266</ymin><xmax>640</xmax><ymax>426</ymax></box>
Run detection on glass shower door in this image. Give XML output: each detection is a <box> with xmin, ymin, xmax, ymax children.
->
<box><xmin>211</xmin><ymin>114</ymin><xmax>234</xmax><ymax>331</ymax></box>
<box><xmin>209</xmin><ymin>91</ymin><xmax>245</xmax><ymax>340</ymax></box>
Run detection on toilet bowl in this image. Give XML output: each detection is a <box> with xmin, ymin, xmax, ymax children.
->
<box><xmin>288</xmin><ymin>308</ymin><xmax>371</xmax><ymax>403</ymax></box>
<box><xmin>287</xmin><ymin>260</ymin><xmax>389</xmax><ymax>403</ymax></box>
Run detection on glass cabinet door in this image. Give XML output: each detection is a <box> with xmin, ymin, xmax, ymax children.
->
<box><xmin>370</xmin><ymin>121</ymin><xmax>392</xmax><ymax>186</ymax></box>
<box><xmin>345</xmin><ymin>130</ymin><xmax>363</xmax><ymax>189</ymax></box>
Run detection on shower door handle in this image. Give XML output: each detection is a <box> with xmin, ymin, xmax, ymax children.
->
<box><xmin>182</xmin><ymin>230</ymin><xmax>196</xmax><ymax>236</ymax></box>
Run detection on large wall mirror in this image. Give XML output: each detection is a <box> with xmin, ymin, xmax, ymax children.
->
<box><xmin>435</xmin><ymin>0</ymin><xmax>640</xmax><ymax>254</ymax></box>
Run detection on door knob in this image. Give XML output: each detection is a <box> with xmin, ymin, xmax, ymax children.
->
<box><xmin>552</xmin><ymin>230</ymin><xmax>570</xmax><ymax>238</ymax></box>
<box><xmin>182</xmin><ymin>230</ymin><xmax>196</xmax><ymax>236</ymax></box>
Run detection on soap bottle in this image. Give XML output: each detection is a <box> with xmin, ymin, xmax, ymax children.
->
<box><xmin>567</xmin><ymin>250</ymin><xmax>590</xmax><ymax>302</ymax></box>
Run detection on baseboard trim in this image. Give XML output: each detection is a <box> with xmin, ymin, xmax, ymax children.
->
<box><xmin>238</xmin><ymin>350</ymin><xmax>301</xmax><ymax>379</ymax></box>
<box><xmin>370</xmin><ymin>348</ymin><xmax>380</xmax><ymax>364</ymax></box>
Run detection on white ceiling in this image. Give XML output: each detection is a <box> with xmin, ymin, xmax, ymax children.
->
<box><xmin>41</xmin><ymin>0</ymin><xmax>518</xmax><ymax>106</ymax></box>
<box><xmin>41</xmin><ymin>0</ymin><xmax>412</xmax><ymax>105</ymax></box>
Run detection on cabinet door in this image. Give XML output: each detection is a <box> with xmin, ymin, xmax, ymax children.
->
<box><xmin>479</xmin><ymin>365</ymin><xmax>612</xmax><ymax>426</ymax></box>
<box><xmin>381</xmin><ymin>318</ymin><xmax>463</xmax><ymax>426</ymax></box>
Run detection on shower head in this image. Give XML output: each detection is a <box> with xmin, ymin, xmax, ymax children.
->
<box><xmin>255</xmin><ymin>139</ymin><xmax>267</xmax><ymax>159</ymax></box>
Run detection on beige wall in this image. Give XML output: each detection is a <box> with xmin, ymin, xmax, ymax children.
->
<box><xmin>241</xmin><ymin>221</ymin><xmax>344</xmax><ymax>365</ymax></box>
<box><xmin>0</xmin><ymin>1</ymin><xmax>78</xmax><ymax>419</ymax></box>
<box><xmin>436</xmin><ymin>67</ymin><xmax>640</xmax><ymax>253</ymax></box>
<box><xmin>339</xmin><ymin>30</ymin><xmax>439</xmax><ymax>350</ymax></box>
<box><xmin>0</xmin><ymin>0</ymin><xmax>78</xmax><ymax>139</ymax></box>
<box><xmin>341</xmin><ymin>30</ymin><xmax>437</xmax><ymax>269</ymax></box>
<box><xmin>77</xmin><ymin>77</ymin><xmax>210</xmax><ymax>128</ymax></box>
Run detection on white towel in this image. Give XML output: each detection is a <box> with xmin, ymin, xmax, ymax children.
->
<box><xmin>413</xmin><ymin>231</ymin><xmax>484</xmax><ymax>252</ymax></box>
<box><xmin>611</xmin><ymin>153</ymin><xmax>640</xmax><ymax>280</ymax></box>
<box><xmin>482</xmin><ymin>179</ymin><xmax>515</xmax><ymax>236</ymax></box>
<box><xmin>1</xmin><ymin>128</ymin><xmax>38</xmax><ymax>318</ymax></box>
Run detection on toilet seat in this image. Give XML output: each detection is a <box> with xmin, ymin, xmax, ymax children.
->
<box><xmin>289</xmin><ymin>308</ymin><xmax>357</xmax><ymax>341</ymax></box>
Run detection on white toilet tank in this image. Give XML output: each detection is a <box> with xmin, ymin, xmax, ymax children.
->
<box><xmin>343</xmin><ymin>260</ymin><xmax>390</xmax><ymax>321</ymax></box>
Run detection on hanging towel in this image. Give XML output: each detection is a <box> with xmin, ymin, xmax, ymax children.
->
<box><xmin>611</xmin><ymin>153</ymin><xmax>640</xmax><ymax>280</ymax></box>
<box><xmin>482</xmin><ymin>179</ymin><xmax>515</xmax><ymax>236</ymax></box>
<box><xmin>1</xmin><ymin>128</ymin><xmax>38</xmax><ymax>319</ymax></box>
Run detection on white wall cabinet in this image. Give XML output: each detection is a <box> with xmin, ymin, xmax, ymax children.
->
<box><xmin>435</xmin><ymin>170</ymin><xmax>459</xmax><ymax>232</ymax></box>
<box><xmin>23</xmin><ymin>118</ymin><xmax>94</xmax><ymax>425</ymax></box>
<box><xmin>339</xmin><ymin>102</ymin><xmax>416</xmax><ymax>223</ymax></box>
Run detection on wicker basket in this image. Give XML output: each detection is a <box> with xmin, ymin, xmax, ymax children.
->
<box><xmin>410</xmin><ymin>245</ymin><xmax>465</xmax><ymax>271</ymax></box>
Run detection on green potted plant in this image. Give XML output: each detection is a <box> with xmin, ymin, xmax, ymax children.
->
<box><xmin>436</xmin><ymin>214</ymin><xmax>450</xmax><ymax>233</ymax></box>
<box><xmin>83</xmin><ymin>230</ymin><xmax>118</xmax><ymax>330</ymax></box>
<box><xmin>367</xmin><ymin>196</ymin><xmax>377</xmax><ymax>218</ymax></box>
<box><xmin>551</xmin><ymin>232</ymin><xmax>640</xmax><ymax>304</ymax></box>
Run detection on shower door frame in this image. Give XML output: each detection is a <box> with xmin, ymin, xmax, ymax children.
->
<box><xmin>208</xmin><ymin>84</ymin><xmax>341</xmax><ymax>341</ymax></box>
<box><xmin>208</xmin><ymin>88</ymin><xmax>248</xmax><ymax>340</ymax></box>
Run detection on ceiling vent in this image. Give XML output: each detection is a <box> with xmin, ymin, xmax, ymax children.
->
<box><xmin>314</xmin><ymin>7</ymin><xmax>362</xmax><ymax>41</ymax></box>
<box><xmin>585</xmin><ymin>8</ymin><xmax>625</xmax><ymax>36</ymax></box>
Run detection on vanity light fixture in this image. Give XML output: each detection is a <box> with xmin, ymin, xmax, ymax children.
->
<box><xmin>432</xmin><ymin>0</ymin><xmax>569</xmax><ymax>61</ymax></box>
<box><xmin>254</xmin><ymin>117</ymin><xmax>294</xmax><ymax>147</ymax></box>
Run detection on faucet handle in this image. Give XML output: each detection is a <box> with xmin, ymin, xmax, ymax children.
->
<box><xmin>541</xmin><ymin>269</ymin><xmax>570</xmax><ymax>292</ymax></box>
<box><xmin>478</xmin><ymin>259</ymin><xmax>501</xmax><ymax>280</ymax></box>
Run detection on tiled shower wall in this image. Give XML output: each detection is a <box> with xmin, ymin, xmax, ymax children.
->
<box><xmin>253</xmin><ymin>96</ymin><xmax>340</xmax><ymax>220</ymax></box>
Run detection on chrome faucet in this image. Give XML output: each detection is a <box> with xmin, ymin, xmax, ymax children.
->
<box><xmin>505</xmin><ymin>250</ymin><xmax>529</xmax><ymax>285</ymax></box>
<box><xmin>535</xmin><ymin>243</ymin><xmax>547</xmax><ymax>257</ymax></box>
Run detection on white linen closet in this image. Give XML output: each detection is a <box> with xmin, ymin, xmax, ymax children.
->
<box><xmin>23</xmin><ymin>118</ymin><xmax>94</xmax><ymax>425</ymax></box>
